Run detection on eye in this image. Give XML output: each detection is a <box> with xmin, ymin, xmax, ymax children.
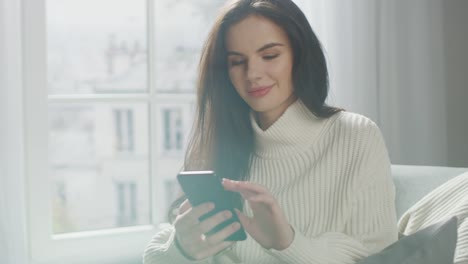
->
<box><xmin>263</xmin><ymin>54</ymin><xmax>279</xmax><ymax>60</ymax></box>
<box><xmin>229</xmin><ymin>59</ymin><xmax>246</xmax><ymax>67</ymax></box>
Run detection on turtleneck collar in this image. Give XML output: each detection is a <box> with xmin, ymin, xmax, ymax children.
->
<box><xmin>250</xmin><ymin>99</ymin><xmax>329</xmax><ymax>158</ymax></box>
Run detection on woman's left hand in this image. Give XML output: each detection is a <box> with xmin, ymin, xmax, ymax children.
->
<box><xmin>222</xmin><ymin>179</ymin><xmax>294</xmax><ymax>250</ymax></box>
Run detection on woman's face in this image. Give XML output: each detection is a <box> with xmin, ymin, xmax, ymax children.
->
<box><xmin>225</xmin><ymin>15</ymin><xmax>296</xmax><ymax>127</ymax></box>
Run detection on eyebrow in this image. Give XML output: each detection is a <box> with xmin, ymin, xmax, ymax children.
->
<box><xmin>227</xmin><ymin>42</ymin><xmax>284</xmax><ymax>56</ymax></box>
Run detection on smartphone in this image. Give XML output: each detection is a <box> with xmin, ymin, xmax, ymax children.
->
<box><xmin>177</xmin><ymin>170</ymin><xmax>247</xmax><ymax>241</ymax></box>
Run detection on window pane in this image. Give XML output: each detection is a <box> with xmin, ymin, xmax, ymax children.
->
<box><xmin>49</xmin><ymin>102</ymin><xmax>150</xmax><ymax>233</ymax></box>
<box><xmin>153</xmin><ymin>101</ymin><xmax>194</xmax><ymax>220</ymax></box>
<box><xmin>153</xmin><ymin>0</ymin><xmax>225</xmax><ymax>93</ymax></box>
<box><xmin>46</xmin><ymin>0</ymin><xmax>147</xmax><ymax>94</ymax></box>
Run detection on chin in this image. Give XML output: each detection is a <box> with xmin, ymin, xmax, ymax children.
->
<box><xmin>246</xmin><ymin>101</ymin><xmax>275</xmax><ymax>113</ymax></box>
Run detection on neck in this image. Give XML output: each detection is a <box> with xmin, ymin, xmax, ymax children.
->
<box><xmin>250</xmin><ymin>98</ymin><xmax>330</xmax><ymax>158</ymax></box>
<box><xmin>255</xmin><ymin>95</ymin><xmax>297</xmax><ymax>130</ymax></box>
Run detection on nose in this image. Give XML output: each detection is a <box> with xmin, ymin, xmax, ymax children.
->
<box><xmin>246</xmin><ymin>58</ymin><xmax>263</xmax><ymax>83</ymax></box>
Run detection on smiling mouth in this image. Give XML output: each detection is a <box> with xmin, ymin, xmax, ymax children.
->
<box><xmin>248</xmin><ymin>85</ymin><xmax>274</xmax><ymax>98</ymax></box>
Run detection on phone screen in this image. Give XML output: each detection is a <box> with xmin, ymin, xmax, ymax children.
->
<box><xmin>177</xmin><ymin>171</ymin><xmax>247</xmax><ymax>241</ymax></box>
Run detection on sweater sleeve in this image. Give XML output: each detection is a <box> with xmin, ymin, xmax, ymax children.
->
<box><xmin>143</xmin><ymin>225</ymin><xmax>213</xmax><ymax>264</ymax></box>
<box><xmin>265</xmin><ymin>122</ymin><xmax>398</xmax><ymax>264</ymax></box>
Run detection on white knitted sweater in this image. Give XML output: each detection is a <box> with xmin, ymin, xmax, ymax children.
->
<box><xmin>398</xmin><ymin>171</ymin><xmax>468</xmax><ymax>264</ymax></box>
<box><xmin>144</xmin><ymin>99</ymin><xmax>398</xmax><ymax>264</ymax></box>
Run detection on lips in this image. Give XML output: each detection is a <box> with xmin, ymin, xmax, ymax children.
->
<box><xmin>248</xmin><ymin>84</ymin><xmax>273</xmax><ymax>98</ymax></box>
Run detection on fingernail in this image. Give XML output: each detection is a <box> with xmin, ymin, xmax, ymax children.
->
<box><xmin>224</xmin><ymin>211</ymin><xmax>232</xmax><ymax>218</ymax></box>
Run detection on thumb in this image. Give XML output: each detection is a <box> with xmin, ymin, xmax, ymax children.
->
<box><xmin>178</xmin><ymin>199</ymin><xmax>191</xmax><ymax>214</ymax></box>
<box><xmin>234</xmin><ymin>208</ymin><xmax>252</xmax><ymax>231</ymax></box>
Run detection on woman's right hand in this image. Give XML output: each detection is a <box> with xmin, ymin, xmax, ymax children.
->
<box><xmin>173</xmin><ymin>199</ymin><xmax>241</xmax><ymax>261</ymax></box>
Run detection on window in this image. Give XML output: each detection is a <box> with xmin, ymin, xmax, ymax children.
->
<box><xmin>162</xmin><ymin>108</ymin><xmax>183</xmax><ymax>153</ymax></box>
<box><xmin>23</xmin><ymin>0</ymin><xmax>223</xmax><ymax>263</ymax></box>
<box><xmin>116</xmin><ymin>181</ymin><xmax>137</xmax><ymax>226</ymax></box>
<box><xmin>114</xmin><ymin>108</ymin><xmax>135</xmax><ymax>152</ymax></box>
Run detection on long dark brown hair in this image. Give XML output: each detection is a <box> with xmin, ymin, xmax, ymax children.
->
<box><xmin>168</xmin><ymin>0</ymin><xmax>343</xmax><ymax>222</ymax></box>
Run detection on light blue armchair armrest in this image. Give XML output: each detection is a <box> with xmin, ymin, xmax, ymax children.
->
<box><xmin>391</xmin><ymin>164</ymin><xmax>468</xmax><ymax>219</ymax></box>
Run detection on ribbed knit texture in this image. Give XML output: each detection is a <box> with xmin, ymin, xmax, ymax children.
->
<box><xmin>143</xmin><ymin>99</ymin><xmax>398</xmax><ymax>264</ymax></box>
<box><xmin>398</xmin><ymin>171</ymin><xmax>468</xmax><ymax>264</ymax></box>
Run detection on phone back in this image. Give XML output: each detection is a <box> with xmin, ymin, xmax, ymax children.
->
<box><xmin>177</xmin><ymin>171</ymin><xmax>246</xmax><ymax>241</ymax></box>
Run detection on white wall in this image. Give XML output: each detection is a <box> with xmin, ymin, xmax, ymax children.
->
<box><xmin>309</xmin><ymin>0</ymin><xmax>468</xmax><ymax>167</ymax></box>
<box><xmin>378</xmin><ymin>0</ymin><xmax>449</xmax><ymax>166</ymax></box>
<box><xmin>380</xmin><ymin>0</ymin><xmax>468</xmax><ymax>167</ymax></box>
<box><xmin>0</xmin><ymin>0</ymin><xmax>29</xmax><ymax>263</ymax></box>
<box><xmin>0</xmin><ymin>0</ymin><xmax>8</xmax><ymax>258</ymax></box>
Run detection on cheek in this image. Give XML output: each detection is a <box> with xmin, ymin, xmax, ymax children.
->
<box><xmin>228</xmin><ymin>69</ymin><xmax>245</xmax><ymax>94</ymax></box>
<box><xmin>270</xmin><ymin>60</ymin><xmax>293</xmax><ymax>84</ymax></box>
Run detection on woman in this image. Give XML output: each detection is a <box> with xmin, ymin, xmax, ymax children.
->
<box><xmin>144</xmin><ymin>0</ymin><xmax>398</xmax><ymax>263</ymax></box>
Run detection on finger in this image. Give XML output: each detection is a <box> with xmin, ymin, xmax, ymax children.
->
<box><xmin>195</xmin><ymin>241</ymin><xmax>235</xmax><ymax>260</ymax></box>
<box><xmin>237</xmin><ymin>189</ymin><xmax>259</xmax><ymax>200</ymax></box>
<box><xmin>176</xmin><ymin>202</ymin><xmax>214</xmax><ymax>228</ymax></box>
<box><xmin>222</xmin><ymin>179</ymin><xmax>268</xmax><ymax>194</ymax></box>
<box><xmin>204</xmin><ymin>221</ymin><xmax>242</xmax><ymax>245</ymax></box>
<box><xmin>198</xmin><ymin>210</ymin><xmax>233</xmax><ymax>234</ymax></box>
<box><xmin>248</xmin><ymin>194</ymin><xmax>275</xmax><ymax>207</ymax></box>
<box><xmin>179</xmin><ymin>199</ymin><xmax>192</xmax><ymax>214</ymax></box>
<box><xmin>189</xmin><ymin>202</ymin><xmax>215</xmax><ymax>220</ymax></box>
